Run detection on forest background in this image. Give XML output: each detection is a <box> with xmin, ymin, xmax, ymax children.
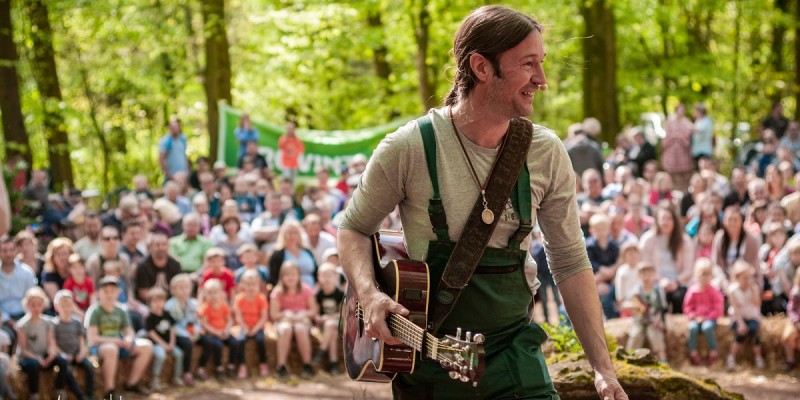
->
<box><xmin>1</xmin><ymin>0</ymin><xmax>799</xmax><ymax>195</ymax></box>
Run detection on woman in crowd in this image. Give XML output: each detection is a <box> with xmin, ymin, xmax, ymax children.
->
<box><xmin>15</xmin><ymin>231</ymin><xmax>45</xmax><ymax>277</ymax></box>
<box><xmin>41</xmin><ymin>238</ymin><xmax>74</xmax><ymax>306</ymax></box>
<box><xmin>639</xmin><ymin>203</ymin><xmax>695</xmax><ymax>313</ymax></box>
<box><xmin>269</xmin><ymin>220</ymin><xmax>317</xmax><ymax>287</ymax></box>
<box><xmin>712</xmin><ymin>205</ymin><xmax>762</xmax><ymax>291</ymax></box>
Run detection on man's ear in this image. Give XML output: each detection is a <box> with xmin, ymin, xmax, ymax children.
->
<box><xmin>469</xmin><ymin>52</ymin><xmax>493</xmax><ymax>83</ymax></box>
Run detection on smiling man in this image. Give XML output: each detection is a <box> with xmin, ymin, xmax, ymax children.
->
<box><xmin>338</xmin><ymin>6</ymin><xmax>626</xmax><ymax>399</ymax></box>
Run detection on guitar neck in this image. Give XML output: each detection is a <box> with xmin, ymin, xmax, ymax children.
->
<box><xmin>387</xmin><ymin>314</ymin><xmax>447</xmax><ymax>362</ymax></box>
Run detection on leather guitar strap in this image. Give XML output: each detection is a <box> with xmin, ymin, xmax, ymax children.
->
<box><xmin>428</xmin><ymin>117</ymin><xmax>533</xmax><ymax>334</ymax></box>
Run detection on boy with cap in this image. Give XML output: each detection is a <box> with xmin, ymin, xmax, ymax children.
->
<box><xmin>85</xmin><ymin>276</ymin><xmax>153</xmax><ymax>398</ymax></box>
<box><xmin>624</xmin><ymin>262</ymin><xmax>668</xmax><ymax>363</ymax></box>
<box><xmin>53</xmin><ymin>290</ymin><xmax>94</xmax><ymax>400</ymax></box>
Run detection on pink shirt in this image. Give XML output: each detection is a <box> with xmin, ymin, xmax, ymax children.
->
<box><xmin>271</xmin><ymin>283</ymin><xmax>314</xmax><ymax>312</ymax></box>
<box><xmin>683</xmin><ymin>283</ymin><xmax>724</xmax><ymax>320</ymax></box>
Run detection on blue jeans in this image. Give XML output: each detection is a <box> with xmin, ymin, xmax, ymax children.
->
<box><xmin>242</xmin><ymin>329</ymin><xmax>267</xmax><ymax>364</ymax></box>
<box><xmin>19</xmin><ymin>355</ymin><xmax>82</xmax><ymax>397</ymax></box>
<box><xmin>152</xmin><ymin>343</ymin><xmax>185</xmax><ymax>380</ymax></box>
<box><xmin>687</xmin><ymin>319</ymin><xmax>718</xmax><ymax>351</ymax></box>
<box><xmin>199</xmin><ymin>334</ymin><xmax>244</xmax><ymax>368</ymax></box>
<box><xmin>600</xmin><ymin>284</ymin><xmax>619</xmax><ymax>319</ymax></box>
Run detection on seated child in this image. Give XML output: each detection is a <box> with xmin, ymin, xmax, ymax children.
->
<box><xmin>85</xmin><ymin>276</ymin><xmax>153</xmax><ymax>398</ymax></box>
<box><xmin>200</xmin><ymin>247</ymin><xmax>236</xmax><ymax>300</ymax></box>
<box><xmin>614</xmin><ymin>243</ymin><xmax>641</xmax><ymax>318</ymax></box>
<box><xmin>624</xmin><ymin>262</ymin><xmax>668</xmax><ymax>363</ymax></box>
<box><xmin>197</xmin><ymin>278</ymin><xmax>244</xmax><ymax>381</ymax></box>
<box><xmin>313</xmin><ymin>263</ymin><xmax>345</xmax><ymax>374</ymax></box>
<box><xmin>146</xmin><ymin>287</ymin><xmax>185</xmax><ymax>390</ymax></box>
<box><xmin>233</xmin><ymin>244</ymin><xmax>270</xmax><ymax>292</ymax></box>
<box><xmin>726</xmin><ymin>261</ymin><xmax>765</xmax><ymax>371</ymax></box>
<box><xmin>782</xmin><ymin>268</ymin><xmax>800</xmax><ymax>371</ymax></box>
<box><xmin>164</xmin><ymin>274</ymin><xmax>198</xmax><ymax>386</ymax></box>
<box><xmin>586</xmin><ymin>213</ymin><xmax>620</xmax><ymax>319</ymax></box>
<box><xmin>233</xmin><ymin>269</ymin><xmax>269</xmax><ymax>377</ymax></box>
<box><xmin>62</xmin><ymin>254</ymin><xmax>94</xmax><ymax>320</ymax></box>
<box><xmin>53</xmin><ymin>290</ymin><xmax>94</xmax><ymax>399</ymax></box>
<box><xmin>683</xmin><ymin>259</ymin><xmax>724</xmax><ymax>365</ymax></box>
<box><xmin>270</xmin><ymin>261</ymin><xmax>317</xmax><ymax>379</ymax></box>
<box><xmin>17</xmin><ymin>287</ymin><xmax>84</xmax><ymax>400</ymax></box>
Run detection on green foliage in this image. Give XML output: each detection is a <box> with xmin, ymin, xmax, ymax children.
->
<box><xmin>542</xmin><ymin>317</ymin><xmax>584</xmax><ymax>355</ymax></box>
<box><xmin>0</xmin><ymin>0</ymin><xmax>797</xmax><ymax>195</ymax></box>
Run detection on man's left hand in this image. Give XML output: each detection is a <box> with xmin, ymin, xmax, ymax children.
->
<box><xmin>595</xmin><ymin>370</ymin><xmax>628</xmax><ymax>400</ymax></box>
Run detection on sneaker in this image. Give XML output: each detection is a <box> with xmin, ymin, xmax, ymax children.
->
<box><xmin>259</xmin><ymin>363</ymin><xmax>269</xmax><ymax>377</ymax></box>
<box><xmin>124</xmin><ymin>383</ymin><xmax>151</xmax><ymax>395</ymax></box>
<box><xmin>755</xmin><ymin>356</ymin><xmax>766</xmax><ymax>370</ymax></box>
<box><xmin>216</xmin><ymin>367</ymin><xmax>227</xmax><ymax>381</ymax></box>
<box><xmin>707</xmin><ymin>350</ymin><xmax>719</xmax><ymax>366</ymax></box>
<box><xmin>301</xmin><ymin>363</ymin><xmax>314</xmax><ymax>379</ymax></box>
<box><xmin>238</xmin><ymin>365</ymin><xmax>248</xmax><ymax>379</ymax></box>
<box><xmin>689</xmin><ymin>351</ymin><xmax>702</xmax><ymax>366</ymax></box>
<box><xmin>196</xmin><ymin>369</ymin><xmax>209</xmax><ymax>381</ymax></box>
<box><xmin>276</xmin><ymin>365</ymin><xmax>290</xmax><ymax>379</ymax></box>
<box><xmin>784</xmin><ymin>360</ymin><xmax>796</xmax><ymax>372</ymax></box>
<box><xmin>173</xmin><ymin>376</ymin><xmax>185</xmax><ymax>386</ymax></box>
<box><xmin>227</xmin><ymin>365</ymin><xmax>237</xmax><ymax>378</ymax></box>
<box><xmin>313</xmin><ymin>349</ymin><xmax>328</xmax><ymax>366</ymax></box>
<box><xmin>726</xmin><ymin>355</ymin><xmax>737</xmax><ymax>371</ymax></box>
<box><xmin>151</xmin><ymin>379</ymin><xmax>162</xmax><ymax>391</ymax></box>
<box><xmin>182</xmin><ymin>373</ymin><xmax>196</xmax><ymax>386</ymax></box>
<box><xmin>328</xmin><ymin>364</ymin><xmax>341</xmax><ymax>375</ymax></box>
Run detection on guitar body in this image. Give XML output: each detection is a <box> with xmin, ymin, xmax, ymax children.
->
<box><xmin>343</xmin><ymin>231</ymin><xmax>430</xmax><ymax>382</ymax></box>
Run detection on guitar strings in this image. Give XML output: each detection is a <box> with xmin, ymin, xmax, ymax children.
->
<box><xmin>354</xmin><ymin>306</ymin><xmax>462</xmax><ymax>355</ymax></box>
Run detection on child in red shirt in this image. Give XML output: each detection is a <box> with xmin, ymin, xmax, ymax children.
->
<box><xmin>63</xmin><ymin>254</ymin><xmax>94</xmax><ymax>319</ymax></box>
<box><xmin>197</xmin><ymin>279</ymin><xmax>244</xmax><ymax>381</ymax></box>
<box><xmin>200</xmin><ymin>248</ymin><xmax>235</xmax><ymax>301</ymax></box>
<box><xmin>233</xmin><ymin>269</ymin><xmax>269</xmax><ymax>377</ymax></box>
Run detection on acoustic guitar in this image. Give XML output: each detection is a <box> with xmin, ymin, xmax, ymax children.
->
<box><xmin>342</xmin><ymin>230</ymin><xmax>485</xmax><ymax>385</ymax></box>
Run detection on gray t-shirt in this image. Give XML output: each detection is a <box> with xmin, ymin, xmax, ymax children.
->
<box><xmin>54</xmin><ymin>317</ymin><xmax>85</xmax><ymax>355</ymax></box>
<box><xmin>340</xmin><ymin>107</ymin><xmax>590</xmax><ymax>284</ymax></box>
<box><xmin>17</xmin><ymin>314</ymin><xmax>54</xmax><ymax>357</ymax></box>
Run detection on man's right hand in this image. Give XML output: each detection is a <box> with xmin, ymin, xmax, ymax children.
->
<box><xmin>359</xmin><ymin>288</ymin><xmax>409</xmax><ymax>346</ymax></box>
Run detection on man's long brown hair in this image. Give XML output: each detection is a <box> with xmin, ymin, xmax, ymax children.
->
<box><xmin>445</xmin><ymin>6</ymin><xmax>542</xmax><ymax>106</ymax></box>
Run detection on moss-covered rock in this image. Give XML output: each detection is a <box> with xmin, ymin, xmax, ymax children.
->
<box><xmin>548</xmin><ymin>350</ymin><xmax>744</xmax><ymax>400</ymax></box>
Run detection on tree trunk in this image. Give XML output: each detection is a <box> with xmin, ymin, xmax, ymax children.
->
<box><xmin>795</xmin><ymin>0</ymin><xmax>800</xmax><ymax>121</ymax></box>
<box><xmin>25</xmin><ymin>0</ymin><xmax>73</xmax><ymax>189</ymax></box>
<box><xmin>772</xmin><ymin>0</ymin><xmax>789</xmax><ymax>72</ymax></box>
<box><xmin>412</xmin><ymin>0</ymin><xmax>436</xmax><ymax>112</ymax></box>
<box><xmin>0</xmin><ymin>0</ymin><xmax>31</xmax><ymax>167</ymax></box>
<box><xmin>201</xmin><ymin>0</ymin><xmax>231</xmax><ymax>164</ymax></box>
<box><xmin>580</xmin><ymin>0</ymin><xmax>620</xmax><ymax>145</ymax></box>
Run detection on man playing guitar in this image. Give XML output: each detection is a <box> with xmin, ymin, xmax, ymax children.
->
<box><xmin>338</xmin><ymin>5</ymin><xmax>627</xmax><ymax>399</ymax></box>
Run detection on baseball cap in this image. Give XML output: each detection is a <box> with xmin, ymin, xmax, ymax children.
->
<box><xmin>98</xmin><ymin>276</ymin><xmax>120</xmax><ymax>288</ymax></box>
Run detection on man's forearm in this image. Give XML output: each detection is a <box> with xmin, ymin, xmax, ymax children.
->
<box><xmin>338</xmin><ymin>228</ymin><xmax>378</xmax><ymax>298</ymax></box>
<box><xmin>558</xmin><ymin>269</ymin><xmax>616</xmax><ymax>376</ymax></box>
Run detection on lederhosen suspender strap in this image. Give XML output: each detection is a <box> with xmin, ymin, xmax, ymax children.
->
<box><xmin>419</xmin><ymin>116</ymin><xmax>450</xmax><ymax>242</ymax></box>
<box><xmin>417</xmin><ymin>114</ymin><xmax>533</xmax><ymax>334</ymax></box>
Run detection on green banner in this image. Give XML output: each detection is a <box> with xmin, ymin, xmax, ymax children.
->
<box><xmin>217</xmin><ymin>102</ymin><xmax>411</xmax><ymax>177</ymax></box>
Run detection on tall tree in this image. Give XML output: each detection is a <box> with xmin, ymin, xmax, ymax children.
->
<box><xmin>580</xmin><ymin>0</ymin><xmax>620</xmax><ymax>144</ymax></box>
<box><xmin>410</xmin><ymin>0</ymin><xmax>436</xmax><ymax>111</ymax></box>
<box><xmin>201</xmin><ymin>0</ymin><xmax>232</xmax><ymax>163</ymax></box>
<box><xmin>795</xmin><ymin>0</ymin><xmax>800</xmax><ymax>120</ymax></box>
<box><xmin>25</xmin><ymin>0</ymin><xmax>73</xmax><ymax>188</ymax></box>
<box><xmin>0</xmin><ymin>0</ymin><xmax>31</xmax><ymax>167</ymax></box>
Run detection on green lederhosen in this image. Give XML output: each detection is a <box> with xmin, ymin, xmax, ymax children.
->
<box><xmin>391</xmin><ymin>116</ymin><xmax>559</xmax><ymax>399</ymax></box>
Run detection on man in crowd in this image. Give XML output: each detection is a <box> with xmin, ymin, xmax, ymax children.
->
<box><xmin>135</xmin><ymin>232</ymin><xmax>182</xmax><ymax>303</ymax></box>
<box><xmin>168</xmin><ymin>213</ymin><xmax>212</xmax><ymax>276</ymax></box>
<box><xmin>0</xmin><ymin>237</ymin><xmax>38</xmax><ymax>354</ymax></box>
<box><xmin>74</xmin><ymin>211</ymin><xmax>103</xmax><ymax>261</ymax></box>
<box><xmin>159</xmin><ymin>117</ymin><xmax>190</xmax><ymax>181</ymax></box>
<box><xmin>119</xmin><ymin>221</ymin><xmax>146</xmax><ymax>266</ymax></box>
